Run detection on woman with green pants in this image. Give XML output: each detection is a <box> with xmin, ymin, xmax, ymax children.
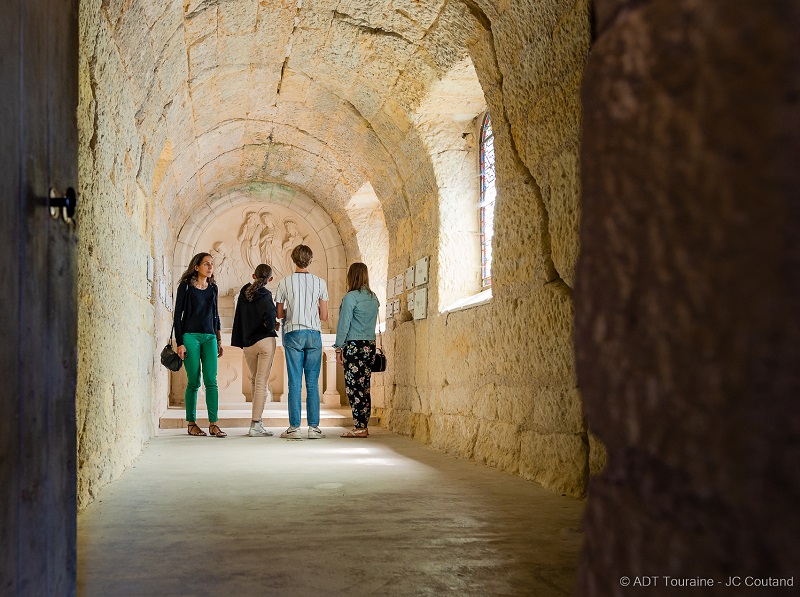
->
<box><xmin>174</xmin><ymin>252</ymin><xmax>227</xmax><ymax>437</ymax></box>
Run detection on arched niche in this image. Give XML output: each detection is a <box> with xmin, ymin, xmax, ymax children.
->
<box><xmin>345</xmin><ymin>182</ymin><xmax>389</xmax><ymax>318</ymax></box>
<box><xmin>413</xmin><ymin>56</ymin><xmax>487</xmax><ymax>311</ymax></box>
<box><xmin>172</xmin><ymin>183</ymin><xmax>347</xmax><ymax>331</ymax></box>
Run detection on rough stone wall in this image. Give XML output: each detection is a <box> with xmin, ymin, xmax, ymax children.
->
<box><xmin>77</xmin><ymin>1</ymin><xmax>161</xmax><ymax>508</ymax></box>
<box><xmin>376</xmin><ymin>0</ymin><xmax>593</xmax><ymax>497</ymax></box>
<box><xmin>576</xmin><ymin>0</ymin><xmax>800</xmax><ymax>591</ymax></box>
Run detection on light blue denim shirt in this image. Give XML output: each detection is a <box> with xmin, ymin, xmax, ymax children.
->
<box><xmin>334</xmin><ymin>289</ymin><xmax>379</xmax><ymax>348</ymax></box>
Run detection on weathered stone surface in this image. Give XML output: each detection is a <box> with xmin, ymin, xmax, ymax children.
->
<box><xmin>372</xmin><ymin>1</ymin><xmax>591</xmax><ymax>499</ymax></box>
<box><xmin>473</xmin><ymin>420</ymin><xmax>522</xmax><ymax>472</ymax></box>
<box><xmin>577</xmin><ymin>0</ymin><xmax>800</xmax><ymax>591</ymax></box>
<box><xmin>429</xmin><ymin>414</ymin><xmax>481</xmax><ymax>459</ymax></box>
<box><xmin>519</xmin><ymin>431</ymin><xmax>587</xmax><ymax>496</ymax></box>
<box><xmin>588</xmin><ymin>431</ymin><xmax>607</xmax><ymax>478</ymax></box>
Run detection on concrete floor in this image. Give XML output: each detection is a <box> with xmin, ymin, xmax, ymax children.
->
<box><xmin>78</xmin><ymin>427</ymin><xmax>585</xmax><ymax>596</ymax></box>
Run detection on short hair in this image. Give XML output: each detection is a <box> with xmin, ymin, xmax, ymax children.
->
<box><xmin>291</xmin><ymin>244</ymin><xmax>313</xmax><ymax>269</ymax></box>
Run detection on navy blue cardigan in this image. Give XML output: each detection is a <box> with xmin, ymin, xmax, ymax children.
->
<box><xmin>173</xmin><ymin>282</ymin><xmax>221</xmax><ymax>346</ymax></box>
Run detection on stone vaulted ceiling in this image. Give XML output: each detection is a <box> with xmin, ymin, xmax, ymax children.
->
<box><xmin>102</xmin><ymin>0</ymin><xmax>478</xmax><ymax>232</ymax></box>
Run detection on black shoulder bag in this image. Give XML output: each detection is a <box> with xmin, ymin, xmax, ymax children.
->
<box><xmin>161</xmin><ymin>282</ymin><xmax>189</xmax><ymax>372</ymax></box>
<box><xmin>371</xmin><ymin>311</ymin><xmax>387</xmax><ymax>373</ymax></box>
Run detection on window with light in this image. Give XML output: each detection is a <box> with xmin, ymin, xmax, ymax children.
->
<box><xmin>479</xmin><ymin>112</ymin><xmax>496</xmax><ymax>288</ymax></box>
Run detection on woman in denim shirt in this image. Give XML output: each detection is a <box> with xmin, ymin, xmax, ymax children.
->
<box><xmin>334</xmin><ymin>263</ymin><xmax>380</xmax><ymax>437</ymax></box>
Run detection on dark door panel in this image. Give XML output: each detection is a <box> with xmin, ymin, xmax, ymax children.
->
<box><xmin>45</xmin><ymin>0</ymin><xmax>79</xmax><ymax>591</ymax></box>
<box><xmin>0</xmin><ymin>0</ymin><xmax>23</xmax><ymax>591</ymax></box>
<box><xmin>1</xmin><ymin>0</ymin><xmax>78</xmax><ymax>594</ymax></box>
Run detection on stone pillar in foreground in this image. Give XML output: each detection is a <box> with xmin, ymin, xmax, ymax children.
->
<box><xmin>576</xmin><ymin>1</ymin><xmax>800</xmax><ymax>593</ymax></box>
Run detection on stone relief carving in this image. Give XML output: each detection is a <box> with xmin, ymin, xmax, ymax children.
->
<box><xmin>278</xmin><ymin>218</ymin><xmax>308</xmax><ymax>276</ymax></box>
<box><xmin>235</xmin><ymin>211</ymin><xmax>310</xmax><ymax>280</ymax></box>
<box><xmin>258</xmin><ymin>212</ymin><xmax>278</xmax><ymax>273</ymax></box>
<box><xmin>237</xmin><ymin>211</ymin><xmax>261</xmax><ymax>271</ymax></box>
<box><xmin>218</xmin><ymin>359</ymin><xmax>238</xmax><ymax>390</ymax></box>
<box><xmin>194</xmin><ymin>202</ymin><xmax>328</xmax><ymax>296</ymax></box>
<box><xmin>209</xmin><ymin>241</ymin><xmax>233</xmax><ymax>292</ymax></box>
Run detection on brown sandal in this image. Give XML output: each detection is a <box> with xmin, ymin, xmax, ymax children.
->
<box><xmin>208</xmin><ymin>423</ymin><xmax>227</xmax><ymax>438</ymax></box>
<box><xmin>188</xmin><ymin>423</ymin><xmax>207</xmax><ymax>436</ymax></box>
<box><xmin>341</xmin><ymin>428</ymin><xmax>369</xmax><ymax>438</ymax></box>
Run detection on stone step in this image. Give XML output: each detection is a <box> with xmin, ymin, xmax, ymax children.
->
<box><xmin>159</xmin><ymin>404</ymin><xmax>377</xmax><ymax>429</ymax></box>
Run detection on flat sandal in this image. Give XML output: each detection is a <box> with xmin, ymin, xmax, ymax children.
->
<box><xmin>341</xmin><ymin>428</ymin><xmax>368</xmax><ymax>438</ymax></box>
<box><xmin>187</xmin><ymin>423</ymin><xmax>207</xmax><ymax>436</ymax></box>
<box><xmin>208</xmin><ymin>423</ymin><xmax>227</xmax><ymax>438</ymax></box>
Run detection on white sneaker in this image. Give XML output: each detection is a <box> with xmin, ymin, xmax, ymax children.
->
<box><xmin>248</xmin><ymin>422</ymin><xmax>273</xmax><ymax>437</ymax></box>
<box><xmin>280</xmin><ymin>426</ymin><xmax>302</xmax><ymax>440</ymax></box>
<box><xmin>307</xmin><ymin>426</ymin><xmax>326</xmax><ymax>439</ymax></box>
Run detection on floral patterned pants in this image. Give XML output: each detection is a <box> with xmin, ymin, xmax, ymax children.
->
<box><xmin>342</xmin><ymin>340</ymin><xmax>376</xmax><ymax>429</ymax></box>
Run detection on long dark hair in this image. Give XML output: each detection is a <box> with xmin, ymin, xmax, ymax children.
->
<box><xmin>346</xmin><ymin>262</ymin><xmax>373</xmax><ymax>294</ymax></box>
<box><xmin>178</xmin><ymin>252</ymin><xmax>216</xmax><ymax>287</ymax></box>
<box><xmin>245</xmin><ymin>263</ymin><xmax>272</xmax><ymax>301</ymax></box>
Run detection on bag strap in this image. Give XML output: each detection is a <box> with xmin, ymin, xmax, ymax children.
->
<box><xmin>376</xmin><ymin>301</ymin><xmax>383</xmax><ymax>351</ymax></box>
<box><xmin>213</xmin><ymin>284</ymin><xmax>219</xmax><ymax>333</ymax></box>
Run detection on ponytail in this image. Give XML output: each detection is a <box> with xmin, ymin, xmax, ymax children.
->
<box><xmin>245</xmin><ymin>263</ymin><xmax>272</xmax><ymax>301</ymax></box>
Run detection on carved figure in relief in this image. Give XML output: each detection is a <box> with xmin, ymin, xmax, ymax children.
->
<box><xmin>236</xmin><ymin>212</ymin><xmax>269</xmax><ymax>271</ymax></box>
<box><xmin>209</xmin><ymin>242</ymin><xmax>232</xmax><ymax>294</ymax></box>
<box><xmin>237</xmin><ymin>212</ymin><xmax>260</xmax><ymax>269</ymax></box>
<box><xmin>258</xmin><ymin>212</ymin><xmax>279</xmax><ymax>273</ymax></box>
<box><xmin>281</xmin><ymin>219</ymin><xmax>308</xmax><ymax>275</ymax></box>
<box><xmin>251</xmin><ymin>220</ymin><xmax>268</xmax><ymax>271</ymax></box>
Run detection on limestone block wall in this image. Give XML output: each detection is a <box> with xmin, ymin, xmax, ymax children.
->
<box><xmin>576</xmin><ymin>0</ymin><xmax>800</xmax><ymax>590</ymax></box>
<box><xmin>77</xmin><ymin>1</ymin><xmax>162</xmax><ymax>508</ymax></box>
<box><xmin>375</xmin><ymin>0</ymin><xmax>594</xmax><ymax>497</ymax></box>
<box><xmin>152</xmin><ymin>203</ymin><xmax>180</xmax><ymax>430</ymax></box>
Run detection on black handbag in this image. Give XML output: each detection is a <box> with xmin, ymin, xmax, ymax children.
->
<box><xmin>160</xmin><ymin>342</ymin><xmax>183</xmax><ymax>371</ymax></box>
<box><xmin>161</xmin><ymin>282</ymin><xmax>189</xmax><ymax>372</ymax></box>
<box><xmin>371</xmin><ymin>347</ymin><xmax>387</xmax><ymax>373</ymax></box>
<box><xmin>371</xmin><ymin>321</ymin><xmax>386</xmax><ymax>373</ymax></box>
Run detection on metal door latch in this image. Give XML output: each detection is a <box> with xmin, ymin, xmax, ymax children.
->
<box><xmin>49</xmin><ymin>187</ymin><xmax>77</xmax><ymax>222</ymax></box>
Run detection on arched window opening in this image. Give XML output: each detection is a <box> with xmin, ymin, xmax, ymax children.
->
<box><xmin>480</xmin><ymin>113</ymin><xmax>496</xmax><ymax>288</ymax></box>
<box><xmin>416</xmin><ymin>55</ymin><xmax>489</xmax><ymax>312</ymax></box>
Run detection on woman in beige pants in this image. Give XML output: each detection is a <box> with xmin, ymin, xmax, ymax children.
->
<box><xmin>231</xmin><ymin>264</ymin><xmax>279</xmax><ymax>436</ymax></box>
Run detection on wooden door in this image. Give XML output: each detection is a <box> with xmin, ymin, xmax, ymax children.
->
<box><xmin>0</xmin><ymin>0</ymin><xmax>78</xmax><ymax>594</ymax></box>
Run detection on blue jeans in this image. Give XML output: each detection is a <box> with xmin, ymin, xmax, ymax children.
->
<box><xmin>282</xmin><ymin>330</ymin><xmax>322</xmax><ymax>427</ymax></box>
